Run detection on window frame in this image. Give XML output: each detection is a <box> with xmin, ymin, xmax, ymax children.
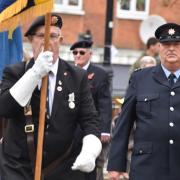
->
<box><xmin>116</xmin><ymin>0</ymin><xmax>150</xmax><ymax>20</ymax></box>
<box><xmin>54</xmin><ymin>0</ymin><xmax>84</xmax><ymax>15</ymax></box>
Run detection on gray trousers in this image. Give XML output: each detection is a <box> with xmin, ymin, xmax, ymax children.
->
<box><xmin>96</xmin><ymin>143</ymin><xmax>109</xmax><ymax>180</ymax></box>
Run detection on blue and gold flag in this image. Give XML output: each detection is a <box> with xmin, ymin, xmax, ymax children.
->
<box><xmin>0</xmin><ymin>0</ymin><xmax>24</xmax><ymax>79</ymax></box>
<box><xmin>0</xmin><ymin>0</ymin><xmax>54</xmax><ymax>32</ymax></box>
<box><xmin>0</xmin><ymin>27</ymin><xmax>23</xmax><ymax>79</ymax></box>
<box><xmin>0</xmin><ymin>0</ymin><xmax>54</xmax><ymax>79</ymax></box>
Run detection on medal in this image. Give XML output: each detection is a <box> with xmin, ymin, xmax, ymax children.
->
<box><xmin>68</xmin><ymin>93</ymin><xmax>75</xmax><ymax>102</ymax></box>
<box><xmin>69</xmin><ymin>101</ymin><xmax>75</xmax><ymax>109</ymax></box>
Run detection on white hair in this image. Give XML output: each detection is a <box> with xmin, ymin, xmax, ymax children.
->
<box><xmin>139</xmin><ymin>56</ymin><xmax>157</xmax><ymax>68</ymax></box>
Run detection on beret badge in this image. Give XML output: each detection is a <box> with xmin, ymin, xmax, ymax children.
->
<box><xmin>168</xmin><ymin>28</ymin><xmax>175</xmax><ymax>36</ymax></box>
<box><xmin>51</xmin><ymin>16</ymin><xmax>58</xmax><ymax>25</ymax></box>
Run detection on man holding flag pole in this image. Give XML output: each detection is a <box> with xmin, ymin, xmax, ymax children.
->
<box><xmin>0</xmin><ymin>3</ymin><xmax>102</xmax><ymax>180</ymax></box>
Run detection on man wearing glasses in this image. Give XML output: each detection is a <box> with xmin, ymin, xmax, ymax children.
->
<box><xmin>70</xmin><ymin>40</ymin><xmax>112</xmax><ymax>180</ymax></box>
<box><xmin>0</xmin><ymin>13</ymin><xmax>102</xmax><ymax>180</ymax></box>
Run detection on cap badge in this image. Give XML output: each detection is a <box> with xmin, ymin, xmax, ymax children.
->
<box><xmin>51</xmin><ymin>16</ymin><xmax>58</xmax><ymax>25</ymax></box>
<box><xmin>168</xmin><ymin>28</ymin><xmax>175</xmax><ymax>36</ymax></box>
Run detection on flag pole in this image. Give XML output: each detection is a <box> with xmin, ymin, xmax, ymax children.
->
<box><xmin>34</xmin><ymin>12</ymin><xmax>51</xmax><ymax>180</ymax></box>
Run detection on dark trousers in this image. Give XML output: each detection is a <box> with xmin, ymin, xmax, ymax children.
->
<box><xmin>0</xmin><ymin>143</ymin><xmax>86</xmax><ymax>180</ymax></box>
<box><xmin>44</xmin><ymin>157</ymin><xmax>86</xmax><ymax>180</ymax></box>
<box><xmin>85</xmin><ymin>168</ymin><xmax>96</xmax><ymax>180</ymax></box>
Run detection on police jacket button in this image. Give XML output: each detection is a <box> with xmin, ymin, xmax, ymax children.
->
<box><xmin>170</xmin><ymin>107</ymin><xmax>174</xmax><ymax>111</ymax></box>
<box><xmin>169</xmin><ymin>139</ymin><xmax>174</xmax><ymax>144</ymax></box>
<box><xmin>169</xmin><ymin>122</ymin><xmax>174</xmax><ymax>127</ymax></box>
<box><xmin>170</xmin><ymin>91</ymin><xmax>175</xmax><ymax>96</ymax></box>
<box><xmin>139</xmin><ymin>150</ymin><xmax>143</xmax><ymax>154</ymax></box>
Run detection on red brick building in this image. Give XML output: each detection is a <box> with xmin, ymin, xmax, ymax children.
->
<box><xmin>23</xmin><ymin>0</ymin><xmax>180</xmax><ymax>96</ymax></box>
<box><xmin>24</xmin><ymin>0</ymin><xmax>180</xmax><ymax>57</ymax></box>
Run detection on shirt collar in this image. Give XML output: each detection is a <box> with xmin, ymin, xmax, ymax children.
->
<box><xmin>161</xmin><ymin>64</ymin><xmax>180</xmax><ymax>79</ymax></box>
<box><xmin>82</xmin><ymin>61</ymin><xmax>90</xmax><ymax>70</ymax></box>
<box><xmin>51</xmin><ymin>58</ymin><xmax>59</xmax><ymax>76</ymax></box>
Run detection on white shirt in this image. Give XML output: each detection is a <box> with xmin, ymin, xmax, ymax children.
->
<box><xmin>48</xmin><ymin>59</ymin><xmax>59</xmax><ymax>114</ymax></box>
<box><xmin>38</xmin><ymin>59</ymin><xmax>59</xmax><ymax>115</ymax></box>
<box><xmin>82</xmin><ymin>61</ymin><xmax>90</xmax><ymax>70</ymax></box>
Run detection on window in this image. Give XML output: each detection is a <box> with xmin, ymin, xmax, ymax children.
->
<box><xmin>117</xmin><ymin>0</ymin><xmax>150</xmax><ymax>20</ymax></box>
<box><xmin>54</xmin><ymin>0</ymin><xmax>84</xmax><ymax>15</ymax></box>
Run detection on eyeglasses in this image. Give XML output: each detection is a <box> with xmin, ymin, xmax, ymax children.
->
<box><xmin>34</xmin><ymin>33</ymin><xmax>61</xmax><ymax>40</ymax></box>
<box><xmin>72</xmin><ymin>50</ymin><xmax>86</xmax><ymax>56</ymax></box>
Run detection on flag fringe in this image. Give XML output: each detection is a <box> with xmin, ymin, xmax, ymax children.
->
<box><xmin>0</xmin><ymin>0</ymin><xmax>54</xmax><ymax>32</ymax></box>
<box><xmin>0</xmin><ymin>0</ymin><xmax>28</xmax><ymax>23</ymax></box>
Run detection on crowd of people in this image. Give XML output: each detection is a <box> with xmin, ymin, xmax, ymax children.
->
<box><xmin>0</xmin><ymin>13</ymin><xmax>180</xmax><ymax>180</ymax></box>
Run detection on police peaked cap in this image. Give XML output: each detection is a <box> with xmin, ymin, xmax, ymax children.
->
<box><xmin>155</xmin><ymin>23</ymin><xmax>180</xmax><ymax>43</ymax></box>
<box><xmin>25</xmin><ymin>13</ymin><xmax>63</xmax><ymax>36</ymax></box>
<box><xmin>70</xmin><ymin>40</ymin><xmax>93</xmax><ymax>50</ymax></box>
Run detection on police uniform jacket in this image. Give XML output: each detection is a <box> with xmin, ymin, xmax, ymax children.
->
<box><xmin>107</xmin><ymin>64</ymin><xmax>180</xmax><ymax>180</ymax></box>
<box><xmin>87</xmin><ymin>64</ymin><xmax>112</xmax><ymax>134</ymax></box>
<box><xmin>0</xmin><ymin>58</ymin><xmax>100</xmax><ymax>180</ymax></box>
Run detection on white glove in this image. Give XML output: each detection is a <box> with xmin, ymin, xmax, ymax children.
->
<box><xmin>31</xmin><ymin>51</ymin><xmax>53</xmax><ymax>78</ymax></box>
<box><xmin>10</xmin><ymin>51</ymin><xmax>53</xmax><ymax>107</ymax></box>
<box><xmin>72</xmin><ymin>134</ymin><xmax>102</xmax><ymax>172</ymax></box>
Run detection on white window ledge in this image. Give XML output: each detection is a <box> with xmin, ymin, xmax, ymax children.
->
<box><xmin>53</xmin><ymin>7</ymin><xmax>85</xmax><ymax>15</ymax></box>
<box><xmin>117</xmin><ymin>12</ymin><xmax>149</xmax><ymax>20</ymax></box>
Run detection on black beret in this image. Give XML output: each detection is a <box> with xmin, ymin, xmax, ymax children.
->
<box><xmin>25</xmin><ymin>13</ymin><xmax>63</xmax><ymax>37</ymax></box>
<box><xmin>70</xmin><ymin>40</ymin><xmax>93</xmax><ymax>50</ymax></box>
<box><xmin>155</xmin><ymin>23</ymin><xmax>180</xmax><ymax>43</ymax></box>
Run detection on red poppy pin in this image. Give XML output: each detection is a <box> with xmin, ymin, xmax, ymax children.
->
<box><xmin>88</xmin><ymin>73</ymin><xmax>94</xmax><ymax>80</ymax></box>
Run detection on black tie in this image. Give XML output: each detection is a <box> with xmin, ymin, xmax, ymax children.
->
<box><xmin>168</xmin><ymin>73</ymin><xmax>176</xmax><ymax>87</ymax></box>
<box><xmin>46</xmin><ymin>75</ymin><xmax>50</xmax><ymax>126</ymax></box>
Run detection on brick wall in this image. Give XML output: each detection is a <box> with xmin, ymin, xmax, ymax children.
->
<box><xmin>22</xmin><ymin>0</ymin><xmax>180</xmax><ymax>50</ymax></box>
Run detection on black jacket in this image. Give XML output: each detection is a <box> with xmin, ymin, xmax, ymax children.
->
<box><xmin>0</xmin><ymin>59</ymin><xmax>100</xmax><ymax>180</ymax></box>
<box><xmin>87</xmin><ymin>64</ymin><xmax>112</xmax><ymax>134</ymax></box>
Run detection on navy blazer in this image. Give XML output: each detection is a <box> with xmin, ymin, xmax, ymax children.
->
<box><xmin>108</xmin><ymin>64</ymin><xmax>180</xmax><ymax>180</ymax></box>
<box><xmin>87</xmin><ymin>64</ymin><xmax>112</xmax><ymax>134</ymax></box>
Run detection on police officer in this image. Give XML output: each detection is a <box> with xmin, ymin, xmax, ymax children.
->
<box><xmin>0</xmin><ymin>13</ymin><xmax>102</xmax><ymax>180</ymax></box>
<box><xmin>70</xmin><ymin>39</ymin><xmax>112</xmax><ymax>180</ymax></box>
<box><xmin>107</xmin><ymin>23</ymin><xmax>180</xmax><ymax>180</ymax></box>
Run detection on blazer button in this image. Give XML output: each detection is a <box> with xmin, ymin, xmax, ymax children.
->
<box><xmin>46</xmin><ymin>124</ymin><xmax>50</xmax><ymax>129</ymax></box>
<box><xmin>46</xmin><ymin>114</ymin><xmax>50</xmax><ymax>119</ymax></box>
<box><xmin>139</xmin><ymin>150</ymin><xmax>143</xmax><ymax>154</ymax></box>
<box><xmin>170</xmin><ymin>107</ymin><xmax>174</xmax><ymax>111</ymax></box>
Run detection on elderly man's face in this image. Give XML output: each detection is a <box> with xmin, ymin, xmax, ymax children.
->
<box><xmin>73</xmin><ymin>48</ymin><xmax>92</xmax><ymax>68</ymax></box>
<box><xmin>29</xmin><ymin>25</ymin><xmax>63</xmax><ymax>62</ymax></box>
<box><xmin>159</xmin><ymin>42</ymin><xmax>180</xmax><ymax>72</ymax></box>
